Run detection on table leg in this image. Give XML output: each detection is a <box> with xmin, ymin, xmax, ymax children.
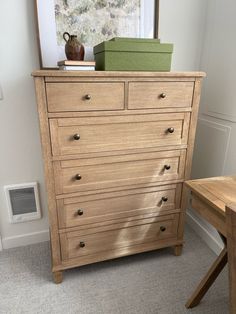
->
<box><xmin>226</xmin><ymin>204</ymin><xmax>236</xmax><ymax>314</ymax></box>
<box><xmin>185</xmin><ymin>246</ymin><xmax>227</xmax><ymax>308</ymax></box>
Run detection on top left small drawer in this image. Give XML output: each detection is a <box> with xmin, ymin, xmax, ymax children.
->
<box><xmin>46</xmin><ymin>82</ymin><xmax>125</xmax><ymax>112</ymax></box>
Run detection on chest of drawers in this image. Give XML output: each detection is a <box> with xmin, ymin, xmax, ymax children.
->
<box><xmin>33</xmin><ymin>71</ymin><xmax>205</xmax><ymax>283</ymax></box>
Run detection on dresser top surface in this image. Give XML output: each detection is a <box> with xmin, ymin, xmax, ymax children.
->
<box><xmin>32</xmin><ymin>70</ymin><xmax>206</xmax><ymax>78</ymax></box>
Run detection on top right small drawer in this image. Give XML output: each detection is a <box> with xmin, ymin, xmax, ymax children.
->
<box><xmin>128</xmin><ymin>81</ymin><xmax>194</xmax><ymax>109</ymax></box>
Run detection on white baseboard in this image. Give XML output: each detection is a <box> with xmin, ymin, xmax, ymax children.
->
<box><xmin>2</xmin><ymin>229</ymin><xmax>49</xmax><ymax>249</ymax></box>
<box><xmin>0</xmin><ymin>213</ymin><xmax>224</xmax><ymax>253</ymax></box>
<box><xmin>186</xmin><ymin>210</ymin><xmax>224</xmax><ymax>255</ymax></box>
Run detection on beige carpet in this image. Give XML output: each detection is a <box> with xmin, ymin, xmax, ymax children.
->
<box><xmin>0</xmin><ymin>225</ymin><xmax>228</xmax><ymax>314</ymax></box>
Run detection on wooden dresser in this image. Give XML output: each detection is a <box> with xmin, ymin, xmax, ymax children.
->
<box><xmin>33</xmin><ymin>71</ymin><xmax>205</xmax><ymax>283</ymax></box>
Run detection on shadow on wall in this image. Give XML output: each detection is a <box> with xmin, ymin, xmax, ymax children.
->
<box><xmin>191</xmin><ymin>118</ymin><xmax>231</xmax><ymax>179</ymax></box>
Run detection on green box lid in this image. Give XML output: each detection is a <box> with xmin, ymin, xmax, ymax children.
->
<box><xmin>94</xmin><ymin>41</ymin><xmax>173</xmax><ymax>54</ymax></box>
<box><xmin>109</xmin><ymin>37</ymin><xmax>161</xmax><ymax>43</ymax></box>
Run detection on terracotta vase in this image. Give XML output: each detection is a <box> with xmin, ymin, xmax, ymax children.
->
<box><xmin>63</xmin><ymin>32</ymin><xmax>85</xmax><ymax>61</ymax></box>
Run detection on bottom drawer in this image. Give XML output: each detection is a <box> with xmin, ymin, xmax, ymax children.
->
<box><xmin>60</xmin><ymin>214</ymin><xmax>179</xmax><ymax>261</ymax></box>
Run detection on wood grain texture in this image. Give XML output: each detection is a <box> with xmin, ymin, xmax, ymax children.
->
<box><xmin>185</xmin><ymin>176</ymin><xmax>236</xmax><ymax>216</ymax></box>
<box><xmin>57</xmin><ymin>184</ymin><xmax>179</xmax><ymax>229</ymax></box>
<box><xmin>60</xmin><ymin>214</ymin><xmax>179</xmax><ymax>261</ymax></box>
<box><xmin>53</xmin><ymin>271</ymin><xmax>63</xmax><ymax>284</ymax></box>
<box><xmin>33</xmin><ymin>71</ymin><xmax>204</xmax><ymax>281</ymax></box>
<box><xmin>173</xmin><ymin>245</ymin><xmax>183</xmax><ymax>256</ymax></box>
<box><xmin>54</xmin><ymin>150</ymin><xmax>186</xmax><ymax>195</ymax></box>
<box><xmin>226</xmin><ymin>203</ymin><xmax>236</xmax><ymax>314</ymax></box>
<box><xmin>128</xmin><ymin>81</ymin><xmax>194</xmax><ymax>109</ymax></box>
<box><xmin>183</xmin><ymin>79</ymin><xmax>203</xmax><ymax>180</ymax></box>
<box><xmin>177</xmin><ymin>78</ymin><xmax>204</xmax><ymax>244</ymax></box>
<box><xmin>49</xmin><ymin>113</ymin><xmax>190</xmax><ymax>156</ymax></box>
<box><xmin>191</xmin><ymin>194</ymin><xmax>226</xmax><ymax>236</ymax></box>
<box><xmin>34</xmin><ymin>77</ymin><xmax>61</xmax><ymax>267</ymax></box>
<box><xmin>47</xmin><ymin>107</ymin><xmax>192</xmax><ymax>119</ymax></box>
<box><xmin>185</xmin><ymin>247</ymin><xmax>227</xmax><ymax>308</ymax></box>
<box><xmin>54</xmin><ymin>237</ymin><xmax>183</xmax><ymax>271</ymax></box>
<box><xmin>32</xmin><ymin>70</ymin><xmax>206</xmax><ymax>78</ymax></box>
<box><xmin>46</xmin><ymin>82</ymin><xmax>125</xmax><ymax>112</ymax></box>
<box><xmin>184</xmin><ymin>176</ymin><xmax>236</xmax><ymax>311</ymax></box>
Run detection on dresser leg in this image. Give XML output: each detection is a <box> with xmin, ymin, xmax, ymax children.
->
<box><xmin>173</xmin><ymin>245</ymin><xmax>183</xmax><ymax>256</ymax></box>
<box><xmin>53</xmin><ymin>271</ymin><xmax>63</xmax><ymax>284</ymax></box>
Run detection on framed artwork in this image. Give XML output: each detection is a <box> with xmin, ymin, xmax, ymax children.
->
<box><xmin>35</xmin><ymin>0</ymin><xmax>159</xmax><ymax>68</ymax></box>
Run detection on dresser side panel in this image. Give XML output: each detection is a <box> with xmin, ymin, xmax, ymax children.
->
<box><xmin>34</xmin><ymin>77</ymin><xmax>61</xmax><ymax>267</ymax></box>
<box><xmin>178</xmin><ymin>78</ymin><xmax>204</xmax><ymax>242</ymax></box>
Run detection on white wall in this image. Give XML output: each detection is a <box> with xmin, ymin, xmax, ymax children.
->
<box><xmin>159</xmin><ymin>0</ymin><xmax>207</xmax><ymax>71</ymax></box>
<box><xmin>189</xmin><ymin>0</ymin><xmax>236</xmax><ymax>254</ymax></box>
<box><xmin>0</xmin><ymin>0</ymin><xmax>208</xmax><ymax>249</ymax></box>
<box><xmin>0</xmin><ymin>0</ymin><xmax>49</xmax><ymax>249</ymax></box>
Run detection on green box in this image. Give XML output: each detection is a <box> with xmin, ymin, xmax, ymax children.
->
<box><xmin>110</xmin><ymin>37</ymin><xmax>161</xmax><ymax>43</ymax></box>
<box><xmin>93</xmin><ymin>38</ymin><xmax>173</xmax><ymax>71</ymax></box>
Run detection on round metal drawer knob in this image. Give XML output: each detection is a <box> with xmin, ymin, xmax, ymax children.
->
<box><xmin>79</xmin><ymin>241</ymin><xmax>85</xmax><ymax>248</ymax></box>
<box><xmin>77</xmin><ymin>209</ymin><xmax>84</xmax><ymax>216</ymax></box>
<box><xmin>160</xmin><ymin>93</ymin><xmax>166</xmax><ymax>99</ymax></box>
<box><xmin>164</xmin><ymin>165</ymin><xmax>171</xmax><ymax>170</ymax></box>
<box><xmin>167</xmin><ymin>127</ymin><xmax>174</xmax><ymax>134</ymax></box>
<box><xmin>160</xmin><ymin>226</ymin><xmax>166</xmax><ymax>232</ymax></box>
<box><xmin>73</xmin><ymin>134</ymin><xmax>80</xmax><ymax>140</ymax></box>
<box><xmin>162</xmin><ymin>196</ymin><xmax>168</xmax><ymax>202</ymax></box>
<box><xmin>85</xmin><ymin>94</ymin><xmax>91</xmax><ymax>100</ymax></box>
<box><xmin>75</xmin><ymin>174</ymin><xmax>82</xmax><ymax>180</ymax></box>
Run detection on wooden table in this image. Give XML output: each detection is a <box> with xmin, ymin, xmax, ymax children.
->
<box><xmin>184</xmin><ymin>176</ymin><xmax>236</xmax><ymax>313</ymax></box>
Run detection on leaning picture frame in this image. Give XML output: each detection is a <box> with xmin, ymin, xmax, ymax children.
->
<box><xmin>35</xmin><ymin>0</ymin><xmax>159</xmax><ymax>69</ymax></box>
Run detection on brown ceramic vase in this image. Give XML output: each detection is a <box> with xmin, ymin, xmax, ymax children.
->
<box><xmin>63</xmin><ymin>32</ymin><xmax>85</xmax><ymax>61</ymax></box>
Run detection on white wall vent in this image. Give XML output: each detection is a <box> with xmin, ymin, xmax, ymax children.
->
<box><xmin>4</xmin><ymin>182</ymin><xmax>41</xmax><ymax>223</ymax></box>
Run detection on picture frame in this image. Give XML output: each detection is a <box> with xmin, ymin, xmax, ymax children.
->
<box><xmin>35</xmin><ymin>0</ymin><xmax>159</xmax><ymax>69</ymax></box>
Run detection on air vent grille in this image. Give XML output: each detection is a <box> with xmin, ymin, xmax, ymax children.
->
<box><xmin>4</xmin><ymin>182</ymin><xmax>41</xmax><ymax>223</ymax></box>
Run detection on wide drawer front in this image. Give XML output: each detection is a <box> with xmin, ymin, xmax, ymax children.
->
<box><xmin>50</xmin><ymin>113</ymin><xmax>190</xmax><ymax>156</ymax></box>
<box><xmin>54</xmin><ymin>150</ymin><xmax>186</xmax><ymax>195</ymax></box>
<box><xmin>57</xmin><ymin>184</ymin><xmax>182</xmax><ymax>229</ymax></box>
<box><xmin>46</xmin><ymin>82</ymin><xmax>125</xmax><ymax>112</ymax></box>
<box><xmin>60</xmin><ymin>214</ymin><xmax>179</xmax><ymax>260</ymax></box>
<box><xmin>128</xmin><ymin>81</ymin><xmax>194</xmax><ymax>109</ymax></box>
